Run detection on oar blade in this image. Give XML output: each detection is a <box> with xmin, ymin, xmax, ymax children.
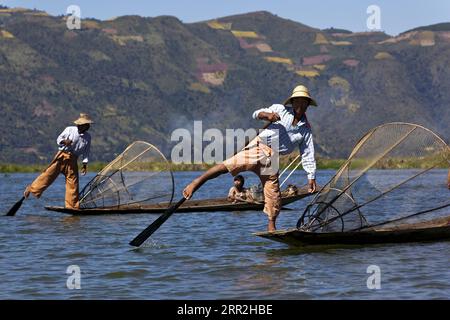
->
<box><xmin>129</xmin><ymin>197</ymin><xmax>186</xmax><ymax>247</ymax></box>
<box><xmin>5</xmin><ymin>197</ymin><xmax>25</xmax><ymax>216</ymax></box>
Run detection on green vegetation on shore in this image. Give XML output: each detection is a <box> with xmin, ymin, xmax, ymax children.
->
<box><xmin>0</xmin><ymin>159</ymin><xmax>345</xmax><ymax>173</ymax></box>
<box><xmin>2</xmin><ymin>157</ymin><xmax>447</xmax><ymax>174</ymax></box>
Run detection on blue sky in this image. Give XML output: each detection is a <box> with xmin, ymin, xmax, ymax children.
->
<box><xmin>1</xmin><ymin>0</ymin><xmax>449</xmax><ymax>35</ymax></box>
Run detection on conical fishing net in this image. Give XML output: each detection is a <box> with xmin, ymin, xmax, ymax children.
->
<box><xmin>79</xmin><ymin>141</ymin><xmax>174</xmax><ymax>209</ymax></box>
<box><xmin>298</xmin><ymin>123</ymin><xmax>450</xmax><ymax>232</ymax></box>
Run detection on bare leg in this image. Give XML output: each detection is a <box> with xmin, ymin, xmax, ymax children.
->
<box><xmin>183</xmin><ymin>164</ymin><xmax>229</xmax><ymax>199</ymax></box>
<box><xmin>268</xmin><ymin>219</ymin><xmax>276</xmax><ymax>232</ymax></box>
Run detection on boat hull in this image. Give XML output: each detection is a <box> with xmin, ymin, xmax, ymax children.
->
<box><xmin>45</xmin><ymin>188</ymin><xmax>313</xmax><ymax>215</ymax></box>
<box><xmin>255</xmin><ymin>217</ymin><xmax>450</xmax><ymax>246</ymax></box>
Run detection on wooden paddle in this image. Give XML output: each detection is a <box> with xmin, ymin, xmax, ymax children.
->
<box><xmin>129</xmin><ymin>122</ymin><xmax>273</xmax><ymax>247</ymax></box>
<box><xmin>129</xmin><ymin>197</ymin><xmax>186</xmax><ymax>247</ymax></box>
<box><xmin>5</xmin><ymin>197</ymin><xmax>25</xmax><ymax>216</ymax></box>
<box><xmin>5</xmin><ymin>151</ymin><xmax>63</xmax><ymax>216</ymax></box>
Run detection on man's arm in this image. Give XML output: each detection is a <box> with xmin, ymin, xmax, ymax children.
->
<box><xmin>57</xmin><ymin>127</ymin><xmax>72</xmax><ymax>147</ymax></box>
<box><xmin>299</xmin><ymin>131</ymin><xmax>317</xmax><ymax>193</ymax></box>
<box><xmin>227</xmin><ymin>187</ymin><xmax>236</xmax><ymax>201</ymax></box>
<box><xmin>80</xmin><ymin>136</ymin><xmax>91</xmax><ymax>176</ymax></box>
<box><xmin>252</xmin><ymin>104</ymin><xmax>283</xmax><ymax>122</ymax></box>
<box><xmin>256</xmin><ymin>111</ymin><xmax>281</xmax><ymax>122</ymax></box>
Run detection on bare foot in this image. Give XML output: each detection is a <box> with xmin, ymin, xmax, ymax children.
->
<box><xmin>23</xmin><ymin>185</ymin><xmax>31</xmax><ymax>199</ymax></box>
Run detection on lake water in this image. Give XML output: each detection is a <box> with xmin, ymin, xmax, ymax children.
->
<box><xmin>0</xmin><ymin>170</ymin><xmax>449</xmax><ymax>299</ymax></box>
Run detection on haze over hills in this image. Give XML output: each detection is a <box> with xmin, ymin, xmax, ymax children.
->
<box><xmin>0</xmin><ymin>6</ymin><xmax>449</xmax><ymax>164</ymax></box>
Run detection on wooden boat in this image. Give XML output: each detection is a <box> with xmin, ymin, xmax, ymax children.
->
<box><xmin>45</xmin><ymin>186</ymin><xmax>314</xmax><ymax>215</ymax></box>
<box><xmin>254</xmin><ymin>215</ymin><xmax>450</xmax><ymax>247</ymax></box>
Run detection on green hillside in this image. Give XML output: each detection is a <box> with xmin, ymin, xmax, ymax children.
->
<box><xmin>0</xmin><ymin>8</ymin><xmax>448</xmax><ymax>164</ymax></box>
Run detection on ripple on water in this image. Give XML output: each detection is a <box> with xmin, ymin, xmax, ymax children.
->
<box><xmin>103</xmin><ymin>269</ymin><xmax>150</xmax><ymax>279</ymax></box>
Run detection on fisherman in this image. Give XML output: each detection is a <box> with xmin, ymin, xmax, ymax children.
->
<box><xmin>227</xmin><ymin>175</ymin><xmax>251</xmax><ymax>203</ymax></box>
<box><xmin>23</xmin><ymin>113</ymin><xmax>93</xmax><ymax>209</ymax></box>
<box><xmin>183</xmin><ymin>85</ymin><xmax>318</xmax><ymax>231</ymax></box>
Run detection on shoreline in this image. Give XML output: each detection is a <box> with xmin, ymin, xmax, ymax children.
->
<box><xmin>1</xmin><ymin>158</ymin><xmax>447</xmax><ymax>173</ymax></box>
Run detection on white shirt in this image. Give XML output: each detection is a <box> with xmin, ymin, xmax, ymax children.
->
<box><xmin>57</xmin><ymin>126</ymin><xmax>91</xmax><ymax>164</ymax></box>
<box><xmin>252</xmin><ymin>104</ymin><xmax>316</xmax><ymax>179</ymax></box>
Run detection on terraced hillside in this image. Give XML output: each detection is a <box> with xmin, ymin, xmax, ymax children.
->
<box><xmin>0</xmin><ymin>7</ymin><xmax>448</xmax><ymax>163</ymax></box>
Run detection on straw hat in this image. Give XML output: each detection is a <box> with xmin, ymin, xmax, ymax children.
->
<box><xmin>73</xmin><ymin>113</ymin><xmax>94</xmax><ymax>125</ymax></box>
<box><xmin>283</xmin><ymin>85</ymin><xmax>318</xmax><ymax>106</ymax></box>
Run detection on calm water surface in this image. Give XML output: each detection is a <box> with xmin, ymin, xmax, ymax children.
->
<box><xmin>0</xmin><ymin>170</ymin><xmax>449</xmax><ymax>299</ymax></box>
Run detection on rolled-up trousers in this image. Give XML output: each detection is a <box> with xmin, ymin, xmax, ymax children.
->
<box><xmin>29</xmin><ymin>152</ymin><xmax>79</xmax><ymax>209</ymax></box>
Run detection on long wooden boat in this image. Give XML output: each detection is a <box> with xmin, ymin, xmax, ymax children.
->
<box><xmin>45</xmin><ymin>186</ymin><xmax>314</xmax><ymax>215</ymax></box>
<box><xmin>254</xmin><ymin>216</ymin><xmax>450</xmax><ymax>247</ymax></box>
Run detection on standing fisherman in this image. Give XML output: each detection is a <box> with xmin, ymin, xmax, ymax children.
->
<box><xmin>23</xmin><ymin>113</ymin><xmax>93</xmax><ymax>209</ymax></box>
<box><xmin>183</xmin><ymin>85</ymin><xmax>318</xmax><ymax>232</ymax></box>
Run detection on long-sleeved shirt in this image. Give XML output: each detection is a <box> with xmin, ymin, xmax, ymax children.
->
<box><xmin>56</xmin><ymin>126</ymin><xmax>91</xmax><ymax>164</ymax></box>
<box><xmin>252</xmin><ymin>104</ymin><xmax>316</xmax><ymax>179</ymax></box>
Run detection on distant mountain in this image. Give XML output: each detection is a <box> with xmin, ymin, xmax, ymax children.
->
<box><xmin>404</xmin><ymin>22</ymin><xmax>450</xmax><ymax>33</ymax></box>
<box><xmin>0</xmin><ymin>7</ymin><xmax>449</xmax><ymax>164</ymax></box>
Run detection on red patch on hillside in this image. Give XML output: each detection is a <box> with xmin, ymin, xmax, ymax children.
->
<box><xmin>102</xmin><ymin>28</ymin><xmax>118</xmax><ymax>35</ymax></box>
<box><xmin>343</xmin><ymin>59</ymin><xmax>360</xmax><ymax>67</ymax></box>
<box><xmin>302</xmin><ymin>54</ymin><xmax>332</xmax><ymax>66</ymax></box>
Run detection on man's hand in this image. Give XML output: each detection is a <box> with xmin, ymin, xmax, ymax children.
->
<box><xmin>267</xmin><ymin>112</ymin><xmax>281</xmax><ymax>122</ymax></box>
<box><xmin>62</xmin><ymin>139</ymin><xmax>72</xmax><ymax>147</ymax></box>
<box><xmin>258</xmin><ymin>111</ymin><xmax>281</xmax><ymax>123</ymax></box>
<box><xmin>183</xmin><ymin>183</ymin><xmax>196</xmax><ymax>200</ymax></box>
<box><xmin>81</xmin><ymin>164</ymin><xmax>87</xmax><ymax>176</ymax></box>
<box><xmin>308</xmin><ymin>179</ymin><xmax>317</xmax><ymax>193</ymax></box>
